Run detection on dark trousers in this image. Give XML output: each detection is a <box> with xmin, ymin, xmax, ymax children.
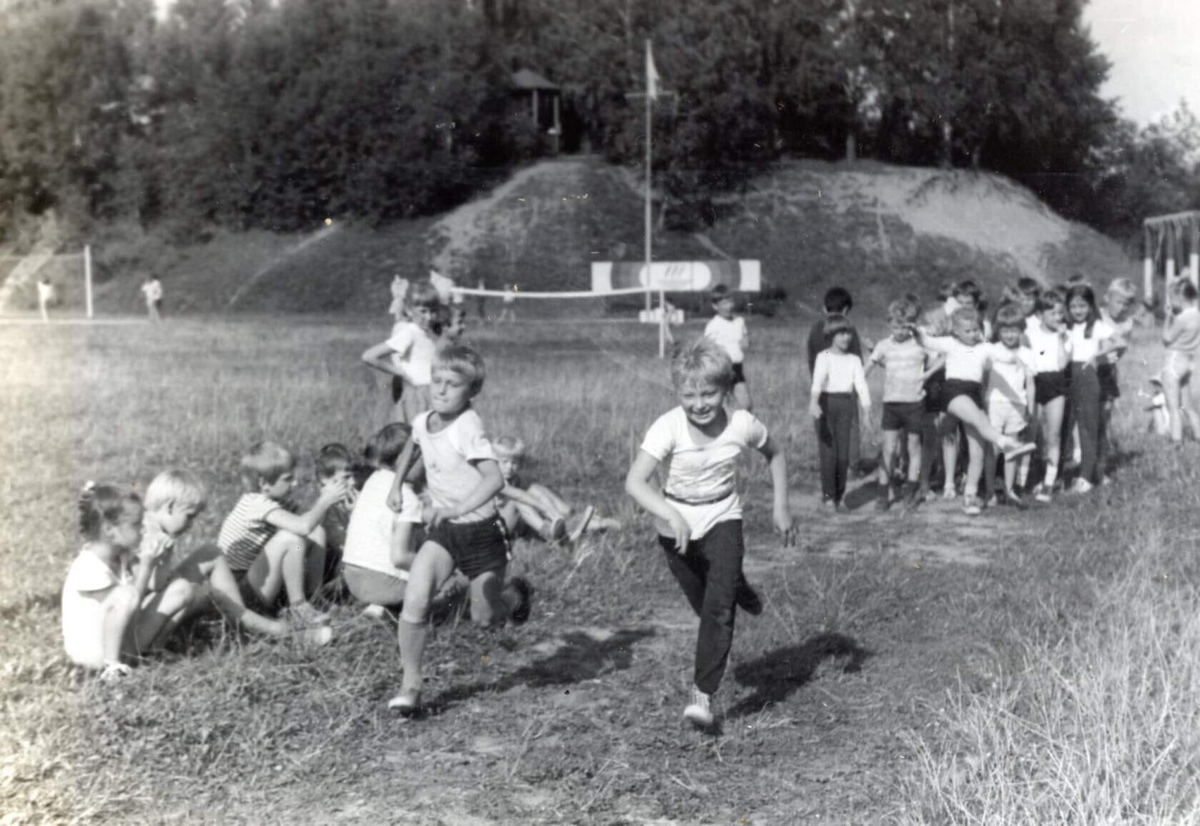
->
<box><xmin>816</xmin><ymin>392</ymin><xmax>855</xmax><ymax>502</ymax></box>
<box><xmin>658</xmin><ymin>520</ymin><xmax>744</xmax><ymax>695</ymax></box>
<box><xmin>1069</xmin><ymin>363</ymin><xmax>1103</xmax><ymax>483</ymax></box>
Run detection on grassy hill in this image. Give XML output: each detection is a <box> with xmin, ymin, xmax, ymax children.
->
<box><xmin>74</xmin><ymin>156</ymin><xmax>1134</xmax><ymax>318</ymax></box>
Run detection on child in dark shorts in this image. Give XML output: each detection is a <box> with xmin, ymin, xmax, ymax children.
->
<box><xmin>383</xmin><ymin>344</ymin><xmax>532</xmax><ymax>716</ymax></box>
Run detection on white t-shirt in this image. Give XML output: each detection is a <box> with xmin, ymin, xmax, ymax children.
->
<box><xmin>386</xmin><ymin>321</ymin><xmax>438</xmax><ymax>386</ymax></box>
<box><xmin>141</xmin><ymin>279</ymin><xmax>163</xmax><ymax>303</ymax></box>
<box><xmin>413</xmin><ymin>409</ymin><xmax>498</xmax><ymax>523</ymax></box>
<box><xmin>1067</xmin><ymin>319</ymin><xmax>1114</xmax><ymax>364</ymax></box>
<box><xmin>639</xmin><ymin>407</ymin><xmax>769</xmax><ymax>540</ymax></box>
<box><xmin>987</xmin><ymin>346</ymin><xmax>1036</xmax><ymax>408</ymax></box>
<box><xmin>37</xmin><ymin>281</ymin><xmax>55</xmax><ymax>304</ymax></box>
<box><xmin>921</xmin><ymin>336</ymin><xmax>1015</xmax><ymax>383</ymax></box>
<box><xmin>343</xmin><ymin>469</ymin><xmax>422</xmax><ymax>579</ymax></box>
<box><xmin>1025</xmin><ymin>322</ymin><xmax>1071</xmax><ymax>373</ymax></box>
<box><xmin>704</xmin><ymin>315</ymin><xmax>748</xmax><ymax>364</ymax></box>
<box><xmin>811</xmin><ymin>349</ymin><xmax>871</xmax><ymax>401</ymax></box>
<box><xmin>62</xmin><ymin>548</ymin><xmax>127</xmax><ymax>668</ymax></box>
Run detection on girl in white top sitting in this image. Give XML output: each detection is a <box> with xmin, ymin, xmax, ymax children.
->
<box><xmin>625</xmin><ymin>338</ymin><xmax>794</xmax><ymax>730</ymax></box>
<box><xmin>1025</xmin><ymin>291</ymin><xmax>1072</xmax><ymax>502</ymax></box>
<box><xmin>1160</xmin><ymin>278</ymin><xmax>1200</xmax><ymax>444</ymax></box>
<box><xmin>809</xmin><ymin>314</ymin><xmax>871</xmax><ymax>510</ymax></box>
<box><xmin>1064</xmin><ymin>284</ymin><xmax>1124</xmax><ymax>492</ymax></box>
<box><xmin>912</xmin><ymin>307</ymin><xmax>1036</xmax><ymax>515</ymax></box>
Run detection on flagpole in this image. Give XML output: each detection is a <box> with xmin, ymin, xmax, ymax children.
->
<box><xmin>644</xmin><ymin>42</ymin><xmax>652</xmax><ymax>320</ymax></box>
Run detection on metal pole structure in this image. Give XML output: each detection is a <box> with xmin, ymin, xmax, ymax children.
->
<box><xmin>645</xmin><ymin>57</ymin><xmax>653</xmax><ymax>321</ymax></box>
<box><xmin>84</xmin><ymin>244</ymin><xmax>93</xmax><ymax>320</ymax></box>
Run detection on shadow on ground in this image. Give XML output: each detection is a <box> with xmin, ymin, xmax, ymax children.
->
<box><xmin>430</xmin><ymin>626</ymin><xmax>657</xmax><ymax>712</ymax></box>
<box><xmin>727</xmin><ymin>632</ymin><xmax>870</xmax><ymax>719</ymax></box>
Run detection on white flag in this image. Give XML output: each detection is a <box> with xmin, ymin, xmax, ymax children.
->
<box><xmin>646</xmin><ymin>40</ymin><xmax>660</xmax><ymax>102</ymax></box>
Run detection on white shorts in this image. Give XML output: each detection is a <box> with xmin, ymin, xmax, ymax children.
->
<box><xmin>988</xmin><ymin>396</ymin><xmax>1028</xmax><ymax>436</ymax></box>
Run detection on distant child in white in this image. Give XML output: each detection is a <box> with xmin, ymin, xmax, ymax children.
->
<box><xmin>362</xmin><ymin>280</ymin><xmax>441</xmax><ymax>423</ymax></box>
<box><xmin>704</xmin><ymin>284</ymin><xmax>752</xmax><ymax>411</ymax></box>
<box><xmin>626</xmin><ymin>338</ymin><xmax>794</xmax><ymax>730</ymax></box>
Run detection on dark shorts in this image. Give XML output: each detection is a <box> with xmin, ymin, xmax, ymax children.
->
<box><xmin>924</xmin><ymin>368</ymin><xmax>947</xmax><ymax>414</ymax></box>
<box><xmin>942</xmin><ymin>378</ymin><xmax>984</xmax><ymax>410</ymax></box>
<box><xmin>233</xmin><ymin>569</ymin><xmax>284</xmax><ymax>614</ymax></box>
<box><xmin>731</xmin><ymin>362</ymin><xmax>747</xmax><ymax>386</ymax></box>
<box><xmin>1034</xmin><ymin>370</ymin><xmax>1068</xmax><ymax>405</ymax></box>
<box><xmin>1098</xmin><ymin>363</ymin><xmax>1120</xmax><ymax>401</ymax></box>
<box><xmin>425</xmin><ymin>517</ymin><xmax>509</xmax><ymax>580</ymax></box>
<box><xmin>881</xmin><ymin>401</ymin><xmax>925</xmax><ymax>433</ymax></box>
<box><xmin>391</xmin><ymin>376</ymin><xmax>405</xmax><ymax>403</ymax></box>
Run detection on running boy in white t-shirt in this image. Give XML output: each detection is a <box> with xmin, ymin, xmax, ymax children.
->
<box><xmin>362</xmin><ymin>281</ymin><xmax>441</xmax><ymax>423</ymax></box>
<box><xmin>625</xmin><ymin>337</ymin><xmax>795</xmax><ymax>730</ymax></box>
<box><xmin>704</xmin><ymin>285</ymin><xmax>752</xmax><ymax>412</ymax></box>
<box><xmin>384</xmin><ymin>345</ymin><xmax>532</xmax><ymax>716</ymax></box>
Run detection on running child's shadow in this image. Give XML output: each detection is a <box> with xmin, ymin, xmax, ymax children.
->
<box><xmin>429</xmin><ymin>626</ymin><xmax>656</xmax><ymax>712</ymax></box>
<box><xmin>726</xmin><ymin>632</ymin><xmax>869</xmax><ymax>719</ymax></box>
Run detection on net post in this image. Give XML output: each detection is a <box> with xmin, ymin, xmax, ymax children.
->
<box><xmin>84</xmin><ymin>244</ymin><xmax>93</xmax><ymax>319</ymax></box>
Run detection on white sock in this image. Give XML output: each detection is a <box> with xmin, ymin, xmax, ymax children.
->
<box><xmin>1044</xmin><ymin>466</ymin><xmax>1058</xmax><ymax>487</ymax></box>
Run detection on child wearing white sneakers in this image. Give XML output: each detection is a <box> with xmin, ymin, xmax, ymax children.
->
<box><xmin>625</xmin><ymin>338</ymin><xmax>795</xmax><ymax>730</ymax></box>
<box><xmin>981</xmin><ymin>305</ymin><xmax>1037</xmax><ymax>507</ymax></box>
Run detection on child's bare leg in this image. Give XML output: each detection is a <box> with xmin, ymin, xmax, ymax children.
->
<box><xmin>528</xmin><ymin>483</ymin><xmax>572</xmax><ymax>518</ymax></box>
<box><xmin>961</xmin><ymin>429</ymin><xmax>985</xmax><ymax>501</ymax></box>
<box><xmin>947</xmin><ymin>397</ymin><xmax>1018</xmax><ymax>450</ymax></box>
<box><xmin>396</xmin><ymin>542</ymin><xmax>456</xmax><ymax>695</ymax></box>
<box><xmin>1039</xmin><ymin>397</ymin><xmax>1066</xmax><ymax>486</ymax></box>
<box><xmin>514</xmin><ymin>501</ymin><xmax>549</xmax><ymax>534</ymax></box>
<box><xmin>246</xmin><ymin>530</ymin><xmax>313</xmax><ymax>608</ymax></box>
<box><xmin>101</xmin><ymin>585</ymin><xmax>141</xmax><ymax>666</ymax></box>
<box><xmin>181</xmin><ymin>548</ymin><xmax>296</xmax><ymax>637</ymax></box>
<box><xmin>126</xmin><ymin>577</ymin><xmax>198</xmax><ymax>656</ymax></box>
<box><xmin>919</xmin><ymin>414</ymin><xmax>939</xmax><ymax>494</ymax></box>
<box><xmin>879</xmin><ymin>430</ymin><xmax>899</xmax><ymax>504</ymax></box>
<box><xmin>1182</xmin><ymin>377</ymin><xmax>1200</xmax><ymax>439</ymax></box>
<box><xmin>467</xmin><ymin>568</ymin><xmax>508</xmax><ymax>627</ymax></box>
<box><xmin>732</xmin><ymin>382</ymin><xmax>752</xmax><ymax>413</ymax></box>
<box><xmin>983</xmin><ymin>443</ymin><xmax>998</xmax><ymax>502</ymax></box>
<box><xmin>905</xmin><ymin>431</ymin><xmax>923</xmax><ymax>484</ymax></box>
<box><xmin>940</xmin><ymin>416</ymin><xmax>959</xmax><ymax>494</ymax></box>
<box><xmin>304</xmin><ymin>526</ymin><xmax>328</xmax><ymax>598</ymax></box>
<box><xmin>1163</xmin><ymin>370</ymin><xmax>1186</xmax><ymax>441</ymax></box>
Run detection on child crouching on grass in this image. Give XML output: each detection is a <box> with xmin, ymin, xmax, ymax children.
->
<box><xmin>493</xmin><ymin>435</ymin><xmax>623</xmax><ymax>544</ymax></box>
<box><xmin>384</xmin><ymin>345</ymin><xmax>532</xmax><ymax>716</ymax></box>
<box><xmin>626</xmin><ymin>338</ymin><xmax>795</xmax><ymax>730</ymax></box>
<box><xmin>218</xmin><ymin>441</ymin><xmax>350</xmax><ymax>627</ymax></box>
<box><xmin>140</xmin><ymin>470</ymin><xmax>333</xmax><ymax>646</ymax></box>
<box><xmin>62</xmin><ymin>482</ymin><xmax>193</xmax><ymax>681</ymax></box>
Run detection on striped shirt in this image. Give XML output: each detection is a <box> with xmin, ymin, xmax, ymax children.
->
<box><xmin>218</xmin><ymin>493</ymin><xmax>283</xmax><ymax>572</ymax></box>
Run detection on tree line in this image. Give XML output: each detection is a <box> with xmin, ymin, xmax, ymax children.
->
<box><xmin>0</xmin><ymin>0</ymin><xmax>1196</xmax><ymax>248</ymax></box>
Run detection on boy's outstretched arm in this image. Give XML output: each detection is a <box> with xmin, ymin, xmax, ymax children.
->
<box><xmin>625</xmin><ymin>450</ymin><xmax>690</xmax><ymax>552</ymax></box>
<box><xmin>425</xmin><ymin>459</ymin><xmax>505</xmax><ymax>528</ymax></box>
<box><xmin>361</xmin><ymin>342</ymin><xmax>406</xmax><ymax>378</ymax></box>
<box><xmin>757</xmin><ymin>435</ymin><xmax>795</xmax><ymax>546</ymax></box>
<box><xmin>265</xmin><ymin>477</ymin><xmax>350</xmax><ymax>537</ymax></box>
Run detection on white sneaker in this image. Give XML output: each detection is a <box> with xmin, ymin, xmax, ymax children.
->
<box><xmin>1032</xmin><ymin>483</ymin><xmax>1052</xmax><ymax>504</ymax></box>
<box><xmin>942</xmin><ymin>487</ymin><xmax>957</xmax><ymax>502</ymax></box>
<box><xmin>360</xmin><ymin>603</ymin><xmax>388</xmax><ymax>619</ymax></box>
<box><xmin>1069</xmin><ymin>478</ymin><xmax>1094</xmax><ymax>495</ymax></box>
<box><xmin>683</xmin><ymin>686</ymin><xmax>714</xmax><ymax>729</ymax></box>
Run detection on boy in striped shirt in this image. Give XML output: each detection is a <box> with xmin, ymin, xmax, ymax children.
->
<box><xmin>218</xmin><ymin>441</ymin><xmax>350</xmax><ymax>626</ymax></box>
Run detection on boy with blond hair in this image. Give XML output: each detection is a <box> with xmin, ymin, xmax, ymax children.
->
<box><xmin>626</xmin><ymin>337</ymin><xmax>794</xmax><ymax>729</ymax></box>
<box><xmin>384</xmin><ymin>345</ymin><xmax>532</xmax><ymax>715</ymax></box>
<box><xmin>141</xmin><ymin>469</ymin><xmax>332</xmax><ymax>645</ymax></box>
<box><xmin>362</xmin><ymin>280</ymin><xmax>442</xmax><ymax>423</ymax></box>
<box><xmin>218</xmin><ymin>441</ymin><xmax>349</xmax><ymax>626</ymax></box>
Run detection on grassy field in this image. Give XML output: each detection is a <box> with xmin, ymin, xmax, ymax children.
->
<box><xmin>3</xmin><ymin>315</ymin><xmax>1200</xmax><ymax>824</ymax></box>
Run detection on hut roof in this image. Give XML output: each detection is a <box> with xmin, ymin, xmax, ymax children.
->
<box><xmin>511</xmin><ymin>68</ymin><xmax>559</xmax><ymax>91</ymax></box>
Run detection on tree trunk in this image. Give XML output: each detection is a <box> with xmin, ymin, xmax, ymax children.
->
<box><xmin>845</xmin><ymin>132</ymin><xmax>857</xmax><ymax>162</ymax></box>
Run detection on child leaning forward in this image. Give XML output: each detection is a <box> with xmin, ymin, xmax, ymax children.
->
<box><xmin>625</xmin><ymin>338</ymin><xmax>795</xmax><ymax>730</ymax></box>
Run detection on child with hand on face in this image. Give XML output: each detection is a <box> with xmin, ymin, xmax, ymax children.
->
<box><xmin>626</xmin><ymin>338</ymin><xmax>794</xmax><ymax>730</ymax></box>
<box><xmin>62</xmin><ymin>482</ymin><xmax>197</xmax><ymax>681</ymax></box>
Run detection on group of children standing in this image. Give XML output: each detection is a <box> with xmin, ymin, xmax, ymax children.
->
<box><xmin>62</xmin><ymin>269</ymin><xmax>1187</xmax><ymax>732</ymax></box>
<box><xmin>806</xmin><ymin>275</ymin><xmax>1154</xmax><ymax>514</ymax></box>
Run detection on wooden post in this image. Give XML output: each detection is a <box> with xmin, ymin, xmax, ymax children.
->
<box><xmin>84</xmin><ymin>244</ymin><xmax>93</xmax><ymax>319</ymax></box>
<box><xmin>531</xmin><ymin>89</ymin><xmax>538</xmax><ymax>126</ymax></box>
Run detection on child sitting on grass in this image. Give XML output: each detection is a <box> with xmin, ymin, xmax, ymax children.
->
<box><xmin>342</xmin><ymin>423</ymin><xmax>425</xmax><ymax>614</ymax></box>
<box><xmin>384</xmin><ymin>345</ymin><xmax>533</xmax><ymax>716</ymax></box>
<box><xmin>493</xmin><ymin>435</ymin><xmax>622</xmax><ymax>544</ymax></box>
<box><xmin>314</xmin><ymin>443</ymin><xmax>358</xmax><ymax>583</ymax></box>
<box><xmin>62</xmin><ymin>482</ymin><xmax>195</xmax><ymax>680</ymax></box>
<box><xmin>362</xmin><ymin>281</ymin><xmax>441</xmax><ymax>424</ymax></box>
<box><xmin>140</xmin><ymin>470</ymin><xmax>333</xmax><ymax>646</ymax></box>
<box><xmin>626</xmin><ymin>338</ymin><xmax>795</xmax><ymax>730</ymax></box>
<box><xmin>218</xmin><ymin>441</ymin><xmax>350</xmax><ymax>626</ymax></box>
